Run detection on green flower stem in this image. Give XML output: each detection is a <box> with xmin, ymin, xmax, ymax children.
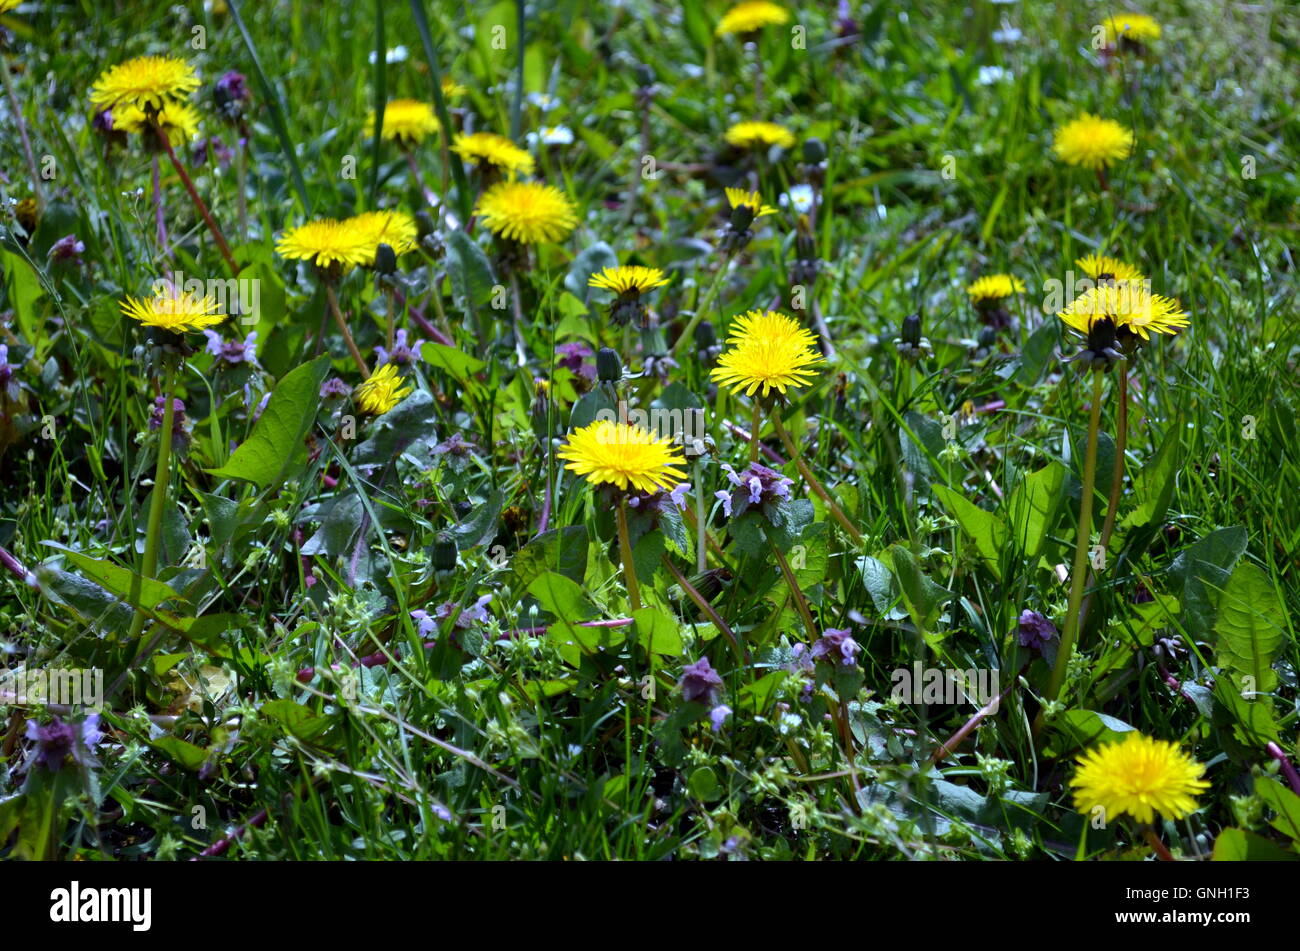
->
<box><xmin>693</xmin><ymin>457</ymin><xmax>707</xmax><ymax>573</ymax></box>
<box><xmin>324</xmin><ymin>284</ymin><xmax>371</xmax><ymax>378</ymax></box>
<box><xmin>749</xmin><ymin>400</ymin><xmax>762</xmax><ymax>463</ymax></box>
<box><xmin>0</xmin><ymin>50</ymin><xmax>43</xmax><ymax>212</ymax></box>
<box><xmin>127</xmin><ymin>361</ymin><xmax>177</xmax><ymax>641</ymax></box>
<box><xmin>771</xmin><ymin>540</ymin><xmax>816</xmax><ymax>638</ymax></box>
<box><xmin>1080</xmin><ymin>365</ymin><xmax>1129</xmax><ymax>633</ymax></box>
<box><xmin>672</xmin><ymin>253</ymin><xmax>731</xmax><ymax>363</ymax></box>
<box><xmin>770</xmin><ymin>409</ymin><xmax>864</xmax><ymax>546</ymax></box>
<box><xmin>616</xmin><ymin>499</ymin><xmax>642</xmax><ymax>612</ymax></box>
<box><xmin>1036</xmin><ymin>369</ymin><xmax>1105</xmax><ymax>736</ymax></box>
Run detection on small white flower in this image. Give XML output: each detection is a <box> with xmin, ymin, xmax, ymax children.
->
<box><xmin>992</xmin><ymin>22</ymin><xmax>1022</xmax><ymax>44</ymax></box>
<box><xmin>368</xmin><ymin>45</ymin><xmax>409</xmax><ymax>64</ymax></box>
<box><xmin>527</xmin><ymin>92</ymin><xmax>559</xmax><ymax>112</ymax></box>
<box><xmin>526</xmin><ymin>125</ymin><xmax>574</xmax><ymax>146</ymax></box>
<box><xmin>978</xmin><ymin>66</ymin><xmax>1010</xmax><ymax>85</ymax></box>
<box><xmin>779</xmin><ymin>184</ymin><xmax>815</xmax><ymax>214</ymax></box>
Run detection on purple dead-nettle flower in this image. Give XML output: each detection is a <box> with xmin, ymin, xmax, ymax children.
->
<box><xmin>785</xmin><ymin>642</ymin><xmax>815</xmax><ymax>674</ymax></box>
<box><xmin>204</xmin><ymin>329</ymin><xmax>258</xmax><ymax>366</ymax></box>
<box><xmin>1016</xmin><ymin>610</ymin><xmax>1057</xmax><ymax>651</ymax></box>
<box><xmin>376</xmin><ymin>329</ymin><xmax>418</xmax><ymax>366</ymax></box>
<box><xmin>669</xmin><ymin>482</ymin><xmax>691</xmax><ymax>511</ymax></box>
<box><xmin>192</xmin><ymin>136</ymin><xmax>234</xmax><ymax>170</ymax></box>
<box><xmin>149</xmin><ymin>396</ymin><xmax>187</xmax><ymax>439</ymax></box>
<box><xmin>251</xmin><ymin>391</ymin><xmax>271</xmax><ymax>423</ymax></box>
<box><xmin>433</xmin><ymin>593</ymin><xmax>495</xmax><ymax>629</ymax></box>
<box><xmin>715</xmin><ymin>462</ymin><xmax>793</xmax><ymax>518</ymax></box>
<box><xmin>555</xmin><ymin>341</ymin><xmax>596</xmax><ymax>380</ymax></box>
<box><xmin>320</xmin><ymin>377</ymin><xmax>353</xmax><ymax>400</ymax></box>
<box><xmin>0</xmin><ymin>344</ymin><xmax>16</xmax><ymax>389</ymax></box>
<box><xmin>709</xmin><ymin>704</ymin><xmax>732</xmax><ymax>732</ymax></box>
<box><xmin>48</xmin><ymin>234</ymin><xmax>86</xmax><ymax>263</ymax></box>
<box><xmin>679</xmin><ymin>656</ymin><xmax>724</xmax><ymax>706</ymax></box>
<box><xmin>25</xmin><ymin>714</ymin><xmax>103</xmax><ymax>772</ymax></box>
<box><xmin>811</xmin><ymin>628</ymin><xmax>860</xmax><ymax>667</ymax></box>
<box><xmin>214</xmin><ymin>70</ymin><xmax>252</xmax><ymax>122</ymax></box>
<box><xmin>410</xmin><ymin>609</ymin><xmax>438</xmax><ymax>638</ymax></box>
<box><xmin>432</xmin><ymin>432</ymin><xmax>477</xmax><ymax>457</ymax></box>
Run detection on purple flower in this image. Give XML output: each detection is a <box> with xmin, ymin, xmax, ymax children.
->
<box><xmin>715</xmin><ymin>462</ymin><xmax>793</xmax><ymax>519</ymax></box>
<box><xmin>25</xmin><ymin>715</ymin><xmax>103</xmax><ymax>772</ymax></box>
<box><xmin>432</xmin><ymin>432</ymin><xmax>476</xmax><ymax>457</ymax></box>
<box><xmin>192</xmin><ymin>136</ymin><xmax>234</xmax><ymax>170</ymax></box>
<box><xmin>668</xmin><ymin>482</ymin><xmax>691</xmax><ymax>511</ymax></box>
<box><xmin>251</xmin><ymin>391</ymin><xmax>271</xmax><ymax>423</ymax></box>
<box><xmin>204</xmin><ymin>329</ymin><xmax>258</xmax><ymax>366</ymax></box>
<box><xmin>149</xmin><ymin>396</ymin><xmax>187</xmax><ymax>441</ymax></box>
<box><xmin>709</xmin><ymin>704</ymin><xmax>732</xmax><ymax>732</ymax></box>
<box><xmin>49</xmin><ymin>234</ymin><xmax>86</xmax><ymax>263</ymax></box>
<box><xmin>376</xmin><ymin>329</ymin><xmax>418</xmax><ymax>366</ymax></box>
<box><xmin>555</xmin><ymin>342</ymin><xmax>596</xmax><ymax>380</ymax></box>
<box><xmin>320</xmin><ymin>377</ymin><xmax>353</xmax><ymax>400</ymax></box>
<box><xmin>0</xmin><ymin>344</ymin><xmax>16</xmax><ymax>388</ymax></box>
<box><xmin>679</xmin><ymin>656</ymin><xmax>723</xmax><ymax>706</ymax></box>
<box><xmin>810</xmin><ymin>628</ymin><xmax>860</xmax><ymax>667</ymax></box>
<box><xmin>421</xmin><ymin>593</ymin><xmax>495</xmax><ymax>630</ymax></box>
<box><xmin>214</xmin><ymin>71</ymin><xmax>252</xmax><ymax>122</ymax></box>
<box><xmin>1017</xmin><ymin>610</ymin><xmax>1057</xmax><ymax>651</ymax></box>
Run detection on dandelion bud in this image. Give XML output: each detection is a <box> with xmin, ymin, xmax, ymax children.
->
<box><xmin>432</xmin><ymin>533</ymin><xmax>458</xmax><ymax>571</ymax></box>
<box><xmin>802</xmin><ymin>137</ymin><xmax>827</xmax><ymax>164</ymax></box>
<box><xmin>694</xmin><ymin>320</ymin><xmax>717</xmax><ymax>349</ymax></box>
<box><xmin>374</xmin><ymin>242</ymin><xmax>398</xmax><ymax>276</ymax></box>
<box><xmin>596</xmin><ymin>347</ymin><xmax>623</xmax><ymax>383</ymax></box>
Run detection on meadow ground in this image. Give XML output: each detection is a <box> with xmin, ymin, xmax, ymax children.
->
<box><xmin>0</xmin><ymin>0</ymin><xmax>1297</xmax><ymax>863</ymax></box>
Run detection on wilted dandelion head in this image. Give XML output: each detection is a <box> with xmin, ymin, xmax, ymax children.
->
<box><xmin>588</xmin><ymin>266</ymin><xmax>671</xmax><ymax>296</ymax></box>
<box><xmin>121</xmin><ymin>292</ymin><xmax>224</xmax><ymax>334</ymax></box>
<box><xmin>475</xmin><ymin>181</ymin><xmax>578</xmax><ymax>245</ymax></box>
<box><xmin>452</xmin><ymin>131</ymin><xmax>535</xmax><ymax>177</ymax></box>
<box><xmin>1103</xmin><ymin>13</ymin><xmax>1161</xmax><ymax>46</ymax></box>
<box><xmin>1071</xmin><ymin>732</ymin><xmax>1208</xmax><ymax>825</ymax></box>
<box><xmin>725</xmin><ymin>120</ymin><xmax>796</xmax><ymax>151</ymax></box>
<box><xmin>966</xmin><ymin>274</ymin><xmax>1025</xmax><ymax>303</ymax></box>
<box><xmin>1058</xmin><ymin>281</ymin><xmax>1188</xmax><ymax>341</ymax></box>
<box><xmin>114</xmin><ymin>101</ymin><xmax>202</xmax><ymax>144</ymax></box>
<box><xmin>724</xmin><ymin>187</ymin><xmax>777</xmax><ymax>220</ymax></box>
<box><xmin>558</xmin><ymin>420</ymin><xmax>688</xmax><ymax>494</ymax></box>
<box><xmin>276</xmin><ymin>218</ymin><xmax>370</xmax><ymax>270</ymax></box>
<box><xmin>347</xmin><ymin>210</ymin><xmax>418</xmax><ymax>265</ymax></box>
<box><xmin>90</xmin><ymin>55</ymin><xmax>200</xmax><ymax>112</ymax></box>
<box><xmin>710</xmin><ymin>309</ymin><xmax>824</xmax><ymax>398</ymax></box>
<box><xmin>1052</xmin><ymin>114</ymin><xmax>1134</xmax><ymax>170</ymax></box>
<box><xmin>715</xmin><ymin>0</ymin><xmax>790</xmax><ymax>36</ymax></box>
<box><xmin>366</xmin><ymin>99</ymin><xmax>440</xmax><ymax>146</ymax></box>
<box><xmin>1075</xmin><ymin>254</ymin><xmax>1144</xmax><ymax>283</ymax></box>
<box><xmin>353</xmin><ymin>363</ymin><xmax>413</xmax><ymax>416</ymax></box>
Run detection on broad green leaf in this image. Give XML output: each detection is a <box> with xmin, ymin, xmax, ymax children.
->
<box><xmin>633</xmin><ymin>607</ymin><xmax>684</xmax><ymax>656</ymax></box>
<box><xmin>444</xmin><ymin>229</ymin><xmax>496</xmax><ymax>318</ymax></box>
<box><xmin>1005</xmin><ymin>461</ymin><xmax>1066</xmax><ymax>560</ymax></box>
<box><xmin>1213</xmin><ymin>562</ymin><xmax>1286</xmax><ymax>695</ymax></box>
<box><xmin>933</xmin><ymin>484</ymin><xmax>1007</xmax><ymax>580</ymax></box>
<box><xmin>564</xmin><ymin>241</ymin><xmax>619</xmax><ymax>304</ymax></box>
<box><xmin>420</xmin><ymin>342</ymin><xmax>487</xmax><ymax>383</ymax></box>
<box><xmin>206</xmin><ymin>355</ymin><xmax>330</xmax><ymax>488</ymax></box>
<box><xmin>41</xmin><ymin>543</ymin><xmax>185</xmax><ymax>612</ymax></box>
<box><xmin>1212</xmin><ymin>828</ymin><xmax>1298</xmax><ymax>861</ymax></box>
<box><xmin>152</xmin><ymin>736</ymin><xmax>208</xmax><ymax>772</ymax></box>
<box><xmin>527</xmin><ymin>571</ymin><xmax>592</xmax><ymax>622</ymax></box>
<box><xmin>1255</xmin><ymin>777</ymin><xmax>1300</xmax><ymax>843</ymax></box>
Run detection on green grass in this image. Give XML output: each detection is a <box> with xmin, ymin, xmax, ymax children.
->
<box><xmin>0</xmin><ymin>0</ymin><xmax>1297</xmax><ymax>861</ymax></box>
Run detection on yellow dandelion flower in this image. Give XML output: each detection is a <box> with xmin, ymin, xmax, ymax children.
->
<box><xmin>0</xmin><ymin>0</ymin><xmax>24</xmax><ymax>14</ymax></box>
<box><xmin>1071</xmin><ymin>732</ymin><xmax>1208</xmax><ymax>825</ymax></box>
<box><xmin>365</xmin><ymin>99</ymin><xmax>440</xmax><ymax>146</ymax></box>
<box><xmin>715</xmin><ymin>0</ymin><xmax>790</xmax><ymax>36</ymax></box>
<box><xmin>725</xmin><ymin>120</ymin><xmax>796</xmax><ymax>151</ymax></box>
<box><xmin>1052</xmin><ymin>113</ymin><xmax>1134</xmax><ymax>170</ymax></box>
<box><xmin>725</xmin><ymin>187</ymin><xmax>778</xmax><ymax>219</ymax></box>
<box><xmin>346</xmin><ymin>209</ymin><xmax>419</xmax><ymax>265</ymax></box>
<box><xmin>476</xmin><ymin>181</ymin><xmax>578</xmax><ymax>245</ymax></box>
<box><xmin>1058</xmin><ymin>281</ymin><xmax>1188</xmax><ymax>340</ymax></box>
<box><xmin>113</xmin><ymin>101</ymin><xmax>202</xmax><ymax>144</ymax></box>
<box><xmin>588</xmin><ymin>266</ymin><xmax>671</xmax><ymax>296</ymax></box>
<box><xmin>966</xmin><ymin>274</ymin><xmax>1026</xmax><ymax>303</ymax></box>
<box><xmin>1103</xmin><ymin>13</ymin><xmax>1161</xmax><ymax>46</ymax></box>
<box><xmin>276</xmin><ymin>218</ymin><xmax>371</xmax><ymax>270</ymax></box>
<box><xmin>442</xmin><ymin>77</ymin><xmax>467</xmax><ymax>99</ymax></box>
<box><xmin>558</xmin><ymin>420</ymin><xmax>688</xmax><ymax>494</ymax></box>
<box><xmin>452</xmin><ymin>131</ymin><xmax>535</xmax><ymax>177</ymax></box>
<box><xmin>353</xmin><ymin>363</ymin><xmax>413</xmax><ymax>416</ymax></box>
<box><xmin>121</xmin><ymin>292</ymin><xmax>224</xmax><ymax>334</ymax></box>
<box><xmin>1075</xmin><ymin>254</ymin><xmax>1144</xmax><ymax>283</ymax></box>
<box><xmin>710</xmin><ymin>309</ymin><xmax>825</xmax><ymax>398</ymax></box>
<box><xmin>90</xmin><ymin>55</ymin><xmax>200</xmax><ymax>112</ymax></box>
